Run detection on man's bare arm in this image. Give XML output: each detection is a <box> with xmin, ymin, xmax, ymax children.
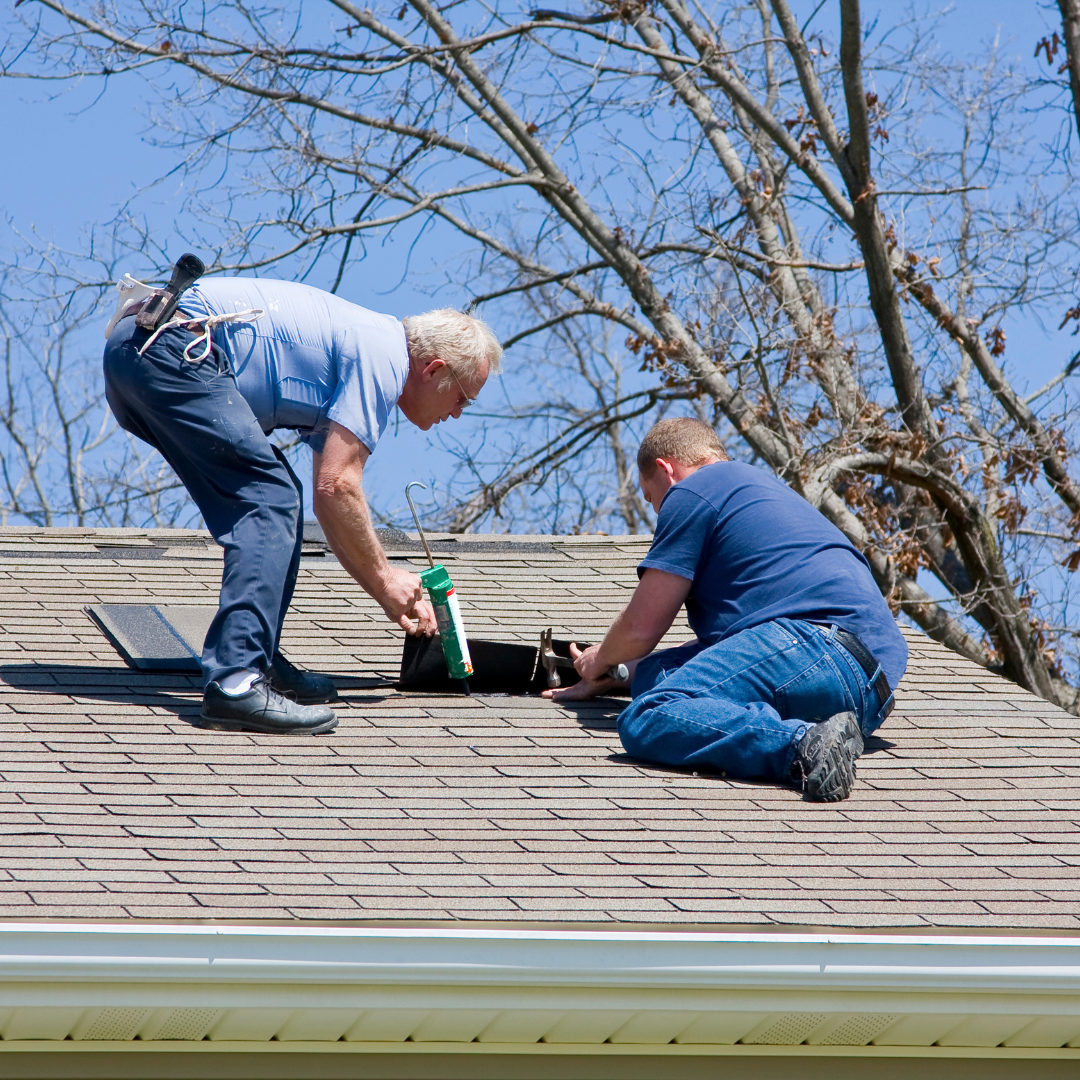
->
<box><xmin>312</xmin><ymin>421</ymin><xmax>435</xmax><ymax>634</ymax></box>
<box><xmin>544</xmin><ymin>569</ymin><xmax>692</xmax><ymax>700</ymax></box>
<box><xmin>589</xmin><ymin>568</ymin><xmax>693</xmax><ymax>671</ymax></box>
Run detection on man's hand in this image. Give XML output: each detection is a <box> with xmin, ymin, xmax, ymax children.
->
<box><xmin>541</xmin><ymin>643</ymin><xmax>622</xmax><ymax>702</ymax></box>
<box><xmin>541</xmin><ymin>568</ymin><xmax>690</xmax><ymax>704</ymax></box>
<box><xmin>379</xmin><ymin>566</ymin><xmax>437</xmax><ymax>635</ymax></box>
<box><xmin>572</xmin><ymin>642</ymin><xmax>608</xmax><ymax>682</ymax></box>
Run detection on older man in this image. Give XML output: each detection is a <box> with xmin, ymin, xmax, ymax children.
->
<box><xmin>104</xmin><ymin>276</ymin><xmax>501</xmax><ymax>735</ymax></box>
<box><xmin>546</xmin><ymin>418</ymin><xmax>907</xmax><ymax>801</ymax></box>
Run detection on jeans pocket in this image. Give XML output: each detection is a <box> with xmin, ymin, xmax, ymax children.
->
<box><xmin>758</xmin><ymin>619</ymin><xmax>803</xmax><ymax>650</ymax></box>
<box><xmin>776</xmin><ymin>655</ymin><xmax>853</xmax><ymax>724</ymax></box>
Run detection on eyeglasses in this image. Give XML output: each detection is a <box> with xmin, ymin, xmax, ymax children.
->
<box><xmin>447</xmin><ymin>364</ymin><xmax>476</xmax><ymax>409</ymax></box>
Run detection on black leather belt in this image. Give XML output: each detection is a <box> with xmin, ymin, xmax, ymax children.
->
<box><xmin>832</xmin><ymin>627</ymin><xmax>894</xmax><ymax>719</ymax></box>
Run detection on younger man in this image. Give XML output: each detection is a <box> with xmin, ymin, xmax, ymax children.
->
<box><xmin>546</xmin><ymin>418</ymin><xmax>907</xmax><ymax>801</ymax></box>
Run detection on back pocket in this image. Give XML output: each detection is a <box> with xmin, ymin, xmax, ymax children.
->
<box><xmin>775</xmin><ymin>655</ymin><xmax>853</xmax><ymax>724</ymax></box>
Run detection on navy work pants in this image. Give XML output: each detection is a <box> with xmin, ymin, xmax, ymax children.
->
<box><xmin>103</xmin><ymin>317</ymin><xmax>303</xmax><ymax>687</ymax></box>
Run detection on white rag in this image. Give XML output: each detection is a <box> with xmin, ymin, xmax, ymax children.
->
<box><xmin>104</xmin><ymin>272</ymin><xmax>263</xmax><ymax>362</ymax></box>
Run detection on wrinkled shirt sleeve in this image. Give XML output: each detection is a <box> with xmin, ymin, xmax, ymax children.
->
<box><xmin>637</xmin><ymin>487</ymin><xmax>713</xmax><ymax>581</ymax></box>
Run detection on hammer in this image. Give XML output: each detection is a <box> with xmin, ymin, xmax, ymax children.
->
<box><xmin>540</xmin><ymin>627</ymin><xmax>629</xmax><ymax>689</ymax></box>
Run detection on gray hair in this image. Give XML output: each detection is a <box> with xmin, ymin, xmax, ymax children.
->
<box><xmin>402</xmin><ymin>308</ymin><xmax>503</xmax><ymax>387</ymax></box>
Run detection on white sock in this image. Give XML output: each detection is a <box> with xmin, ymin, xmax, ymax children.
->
<box><xmin>219</xmin><ymin>669</ymin><xmax>260</xmax><ymax>696</ymax></box>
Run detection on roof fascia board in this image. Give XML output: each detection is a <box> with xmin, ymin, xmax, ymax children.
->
<box><xmin>1</xmin><ymin>1040</ymin><xmax>1079</xmax><ymax>1061</ymax></box>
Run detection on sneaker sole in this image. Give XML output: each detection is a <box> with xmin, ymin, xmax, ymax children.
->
<box><xmin>802</xmin><ymin>714</ymin><xmax>862</xmax><ymax>801</ymax></box>
<box><xmin>809</xmin><ymin>756</ymin><xmax>855</xmax><ymax>801</ymax></box>
<box><xmin>195</xmin><ymin>714</ymin><xmax>339</xmax><ymax>735</ymax></box>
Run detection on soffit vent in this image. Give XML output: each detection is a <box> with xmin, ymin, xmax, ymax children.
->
<box><xmin>150</xmin><ymin>1008</ymin><xmax>220</xmax><ymax>1041</ymax></box>
<box><xmin>744</xmin><ymin>1013</ymin><xmax>828</xmax><ymax>1045</ymax></box>
<box><xmin>77</xmin><ymin>1008</ymin><xmax>150</xmax><ymax>1041</ymax></box>
<box><xmin>819</xmin><ymin>1014</ymin><xmax>899</xmax><ymax>1046</ymax></box>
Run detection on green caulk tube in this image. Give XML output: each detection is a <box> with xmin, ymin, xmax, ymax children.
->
<box><xmin>405</xmin><ymin>482</ymin><xmax>474</xmax><ymax>692</ymax></box>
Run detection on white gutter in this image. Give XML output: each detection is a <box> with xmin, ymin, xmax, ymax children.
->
<box><xmin>0</xmin><ymin>923</ymin><xmax>1078</xmax><ymax>1054</ymax></box>
<box><xmin>0</xmin><ymin>923</ymin><xmax>1077</xmax><ymax>993</ymax></box>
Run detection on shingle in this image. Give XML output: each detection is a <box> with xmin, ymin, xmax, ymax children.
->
<box><xmin>0</xmin><ymin>527</ymin><xmax>1077</xmax><ymax>929</ymax></box>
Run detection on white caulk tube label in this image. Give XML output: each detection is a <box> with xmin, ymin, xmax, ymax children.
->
<box><xmin>420</xmin><ymin>563</ymin><xmax>474</xmax><ymax>679</ymax></box>
<box><xmin>442</xmin><ymin>587</ymin><xmax>473</xmax><ymax>674</ymax></box>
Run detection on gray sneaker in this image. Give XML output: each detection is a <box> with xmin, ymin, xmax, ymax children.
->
<box><xmin>792</xmin><ymin>712</ymin><xmax>864</xmax><ymax>801</ymax></box>
<box><xmin>199</xmin><ymin>676</ymin><xmax>337</xmax><ymax>735</ymax></box>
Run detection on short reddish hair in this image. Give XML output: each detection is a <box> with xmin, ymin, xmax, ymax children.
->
<box><xmin>637</xmin><ymin>418</ymin><xmax>728</xmax><ymax>478</ymax></box>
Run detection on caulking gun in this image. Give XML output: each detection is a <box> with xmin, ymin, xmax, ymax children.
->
<box><xmin>405</xmin><ymin>482</ymin><xmax>473</xmax><ymax>694</ymax></box>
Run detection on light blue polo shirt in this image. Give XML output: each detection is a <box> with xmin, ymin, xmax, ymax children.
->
<box><xmin>180</xmin><ymin>278</ymin><xmax>410</xmax><ymax>453</ymax></box>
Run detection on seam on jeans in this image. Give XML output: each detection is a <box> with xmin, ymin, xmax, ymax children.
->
<box><xmin>641</xmin><ymin>633</ymin><xmax>802</xmax><ymax>701</ymax></box>
<box><xmin>819</xmin><ymin>649</ymin><xmax>861</xmax><ymax>716</ymax></box>
<box><xmin>767</xmin><ymin>618</ymin><xmax>803</xmax><ymax>648</ymax></box>
<box><xmin>621</xmin><ymin>702</ymin><xmax>803</xmax><ymax>743</ymax></box>
<box><xmin>698</xmin><ymin>643</ymin><xmax>798</xmax><ymax>697</ymax></box>
<box><xmin>820</xmin><ymin>643</ymin><xmax>867</xmax><ymax>717</ymax></box>
<box><xmin>638</xmin><ymin>622</ymin><xmax>808</xmax><ymax>704</ymax></box>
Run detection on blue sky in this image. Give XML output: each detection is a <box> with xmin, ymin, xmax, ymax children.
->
<box><xmin>0</xmin><ymin>0</ymin><xmax>1071</xmax><ymax>530</ymax></box>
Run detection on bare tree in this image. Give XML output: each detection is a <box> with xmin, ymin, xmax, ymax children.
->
<box><xmin>438</xmin><ymin>299</ymin><xmax>679</xmax><ymax>533</ymax></box>
<box><xmin>6</xmin><ymin>0</ymin><xmax>1080</xmax><ymax>708</ymax></box>
<box><xmin>1054</xmin><ymin>0</ymin><xmax>1080</xmax><ymax>140</ymax></box>
<box><xmin>0</xmin><ymin>256</ymin><xmax>192</xmax><ymax>526</ymax></box>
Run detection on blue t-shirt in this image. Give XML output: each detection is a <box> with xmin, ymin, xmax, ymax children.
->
<box><xmin>640</xmin><ymin>461</ymin><xmax>908</xmax><ymax>689</ymax></box>
<box><xmin>181</xmin><ymin>278</ymin><xmax>409</xmax><ymax>453</ymax></box>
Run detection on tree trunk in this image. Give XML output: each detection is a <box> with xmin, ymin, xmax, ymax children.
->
<box><xmin>1058</xmin><ymin>0</ymin><xmax>1080</xmax><ymax>143</ymax></box>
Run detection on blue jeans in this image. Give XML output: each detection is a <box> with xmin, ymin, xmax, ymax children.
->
<box><xmin>104</xmin><ymin>317</ymin><xmax>304</xmax><ymax>688</ymax></box>
<box><xmin>618</xmin><ymin>619</ymin><xmax>888</xmax><ymax>783</ymax></box>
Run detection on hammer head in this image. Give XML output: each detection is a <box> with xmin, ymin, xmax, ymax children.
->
<box><xmin>539</xmin><ymin>627</ymin><xmax>560</xmax><ymax>688</ymax></box>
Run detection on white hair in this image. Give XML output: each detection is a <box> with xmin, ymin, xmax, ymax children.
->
<box><xmin>402</xmin><ymin>308</ymin><xmax>503</xmax><ymax>387</ymax></box>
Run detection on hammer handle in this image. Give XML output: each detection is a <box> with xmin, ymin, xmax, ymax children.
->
<box><xmin>549</xmin><ymin>654</ymin><xmax>629</xmax><ymax>683</ymax></box>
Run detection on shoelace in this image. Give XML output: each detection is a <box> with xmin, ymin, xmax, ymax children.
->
<box><xmin>250</xmin><ymin>675</ymin><xmax>293</xmax><ymax>716</ymax></box>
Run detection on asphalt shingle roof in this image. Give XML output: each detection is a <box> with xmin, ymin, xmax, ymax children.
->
<box><xmin>0</xmin><ymin>525</ymin><xmax>1075</xmax><ymax>929</ymax></box>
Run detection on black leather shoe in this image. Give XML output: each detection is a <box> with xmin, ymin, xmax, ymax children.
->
<box><xmin>199</xmin><ymin>676</ymin><xmax>337</xmax><ymax>734</ymax></box>
<box><xmin>792</xmin><ymin>712</ymin><xmax>864</xmax><ymax>801</ymax></box>
<box><xmin>267</xmin><ymin>652</ymin><xmax>338</xmax><ymax>704</ymax></box>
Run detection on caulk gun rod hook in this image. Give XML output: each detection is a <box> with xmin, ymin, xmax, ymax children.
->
<box><xmin>404</xmin><ymin>481</ymin><xmax>436</xmax><ymax>569</ymax></box>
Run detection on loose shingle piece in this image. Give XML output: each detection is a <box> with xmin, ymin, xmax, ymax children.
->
<box><xmin>0</xmin><ymin>524</ymin><xmax>1076</xmax><ymax>929</ymax></box>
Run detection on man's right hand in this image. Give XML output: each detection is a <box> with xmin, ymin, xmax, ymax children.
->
<box><xmin>379</xmin><ymin>567</ymin><xmax>437</xmax><ymax>636</ymax></box>
<box><xmin>542</xmin><ymin>642</ymin><xmax>620</xmax><ymax>702</ymax></box>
